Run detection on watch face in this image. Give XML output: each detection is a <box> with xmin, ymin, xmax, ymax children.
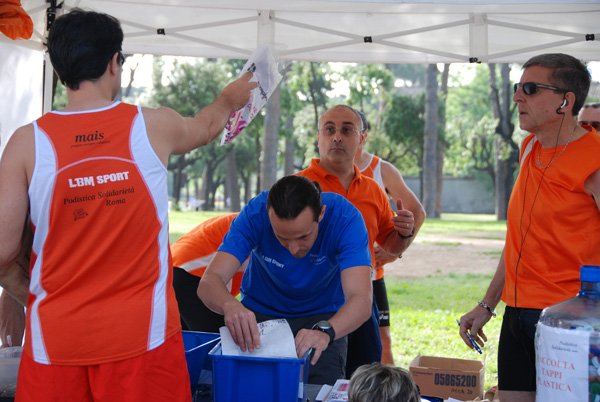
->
<box><xmin>316</xmin><ymin>320</ymin><xmax>331</xmax><ymax>330</ymax></box>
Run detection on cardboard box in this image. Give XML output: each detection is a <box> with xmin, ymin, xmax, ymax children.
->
<box><xmin>409</xmin><ymin>354</ymin><xmax>485</xmax><ymax>401</ymax></box>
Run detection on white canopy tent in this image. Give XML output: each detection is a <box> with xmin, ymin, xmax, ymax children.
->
<box><xmin>1</xmin><ymin>0</ymin><xmax>599</xmax><ymax>153</ymax></box>
<box><xmin>18</xmin><ymin>0</ymin><xmax>600</xmax><ymax>63</ymax></box>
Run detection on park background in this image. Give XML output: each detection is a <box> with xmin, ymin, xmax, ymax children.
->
<box><xmin>1</xmin><ymin>1</ymin><xmax>599</xmax><ymax>395</ymax></box>
<box><xmin>49</xmin><ymin>56</ymin><xmax>600</xmax><ymax>391</ymax></box>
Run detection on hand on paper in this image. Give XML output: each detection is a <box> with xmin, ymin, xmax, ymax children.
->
<box><xmin>222</xmin><ymin>300</ymin><xmax>261</xmax><ymax>353</ymax></box>
<box><xmin>220</xmin><ymin>72</ymin><xmax>259</xmax><ymax>112</ymax></box>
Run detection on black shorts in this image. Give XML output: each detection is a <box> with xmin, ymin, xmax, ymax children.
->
<box><xmin>498</xmin><ymin>306</ymin><xmax>542</xmax><ymax>392</ymax></box>
<box><xmin>172</xmin><ymin>266</ymin><xmax>225</xmax><ymax>333</ymax></box>
<box><xmin>373</xmin><ymin>277</ymin><xmax>390</xmax><ymax>327</ymax></box>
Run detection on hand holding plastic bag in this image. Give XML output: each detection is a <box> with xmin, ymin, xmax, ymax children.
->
<box><xmin>221</xmin><ymin>45</ymin><xmax>283</xmax><ymax>145</ymax></box>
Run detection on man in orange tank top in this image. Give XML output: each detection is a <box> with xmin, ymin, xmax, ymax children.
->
<box><xmin>0</xmin><ymin>8</ymin><xmax>257</xmax><ymax>402</ymax></box>
<box><xmin>353</xmin><ymin>110</ymin><xmax>425</xmax><ymax>366</ymax></box>
<box><xmin>459</xmin><ymin>53</ymin><xmax>600</xmax><ymax>402</ymax></box>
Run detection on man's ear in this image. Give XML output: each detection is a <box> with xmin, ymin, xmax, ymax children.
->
<box><xmin>318</xmin><ymin>205</ymin><xmax>326</xmax><ymax>223</ymax></box>
<box><xmin>108</xmin><ymin>52</ymin><xmax>120</xmax><ymax>76</ymax></box>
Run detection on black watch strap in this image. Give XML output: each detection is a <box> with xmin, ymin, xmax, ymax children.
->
<box><xmin>312</xmin><ymin>321</ymin><xmax>335</xmax><ymax>345</ymax></box>
<box><xmin>399</xmin><ymin>225</ymin><xmax>415</xmax><ymax>239</ymax></box>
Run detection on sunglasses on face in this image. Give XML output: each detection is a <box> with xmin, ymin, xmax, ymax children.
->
<box><xmin>513</xmin><ymin>82</ymin><xmax>568</xmax><ymax>95</ymax></box>
<box><xmin>579</xmin><ymin>121</ymin><xmax>600</xmax><ymax>130</ymax></box>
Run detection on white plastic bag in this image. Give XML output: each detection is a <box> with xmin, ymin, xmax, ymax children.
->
<box><xmin>220</xmin><ymin>45</ymin><xmax>283</xmax><ymax>145</ymax></box>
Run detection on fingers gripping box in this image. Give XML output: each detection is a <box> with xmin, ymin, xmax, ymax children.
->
<box><xmin>409</xmin><ymin>354</ymin><xmax>485</xmax><ymax>401</ymax></box>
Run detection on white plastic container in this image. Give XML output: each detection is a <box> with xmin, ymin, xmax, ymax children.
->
<box><xmin>535</xmin><ymin>265</ymin><xmax>600</xmax><ymax>402</ymax></box>
<box><xmin>0</xmin><ymin>346</ymin><xmax>22</xmax><ymax>398</ymax></box>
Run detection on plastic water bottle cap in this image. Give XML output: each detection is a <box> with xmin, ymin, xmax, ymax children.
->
<box><xmin>580</xmin><ymin>265</ymin><xmax>600</xmax><ymax>282</ymax></box>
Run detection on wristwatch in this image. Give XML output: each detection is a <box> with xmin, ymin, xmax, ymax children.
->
<box><xmin>312</xmin><ymin>321</ymin><xmax>336</xmax><ymax>345</ymax></box>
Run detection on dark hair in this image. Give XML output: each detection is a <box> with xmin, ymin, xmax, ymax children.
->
<box><xmin>266</xmin><ymin>176</ymin><xmax>322</xmax><ymax>222</ymax></box>
<box><xmin>356</xmin><ymin>110</ymin><xmax>370</xmax><ymax>132</ymax></box>
<box><xmin>582</xmin><ymin>102</ymin><xmax>600</xmax><ymax>110</ymax></box>
<box><xmin>47</xmin><ymin>8</ymin><xmax>124</xmax><ymax>90</ymax></box>
<box><xmin>522</xmin><ymin>53</ymin><xmax>590</xmax><ymax>116</ymax></box>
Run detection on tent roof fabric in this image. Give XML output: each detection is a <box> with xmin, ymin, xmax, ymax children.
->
<box><xmin>18</xmin><ymin>0</ymin><xmax>600</xmax><ymax>63</ymax></box>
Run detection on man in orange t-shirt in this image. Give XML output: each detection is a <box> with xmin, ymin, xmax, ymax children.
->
<box><xmin>460</xmin><ymin>53</ymin><xmax>600</xmax><ymax>402</ymax></box>
<box><xmin>297</xmin><ymin>105</ymin><xmax>420</xmax><ymax>377</ymax></box>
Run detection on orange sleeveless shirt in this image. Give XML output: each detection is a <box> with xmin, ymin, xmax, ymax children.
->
<box><xmin>27</xmin><ymin>102</ymin><xmax>180</xmax><ymax>365</ymax></box>
<box><xmin>503</xmin><ymin>131</ymin><xmax>600</xmax><ymax>309</ymax></box>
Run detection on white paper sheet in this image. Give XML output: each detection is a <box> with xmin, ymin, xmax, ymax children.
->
<box><xmin>219</xmin><ymin>318</ymin><xmax>297</xmax><ymax>358</ymax></box>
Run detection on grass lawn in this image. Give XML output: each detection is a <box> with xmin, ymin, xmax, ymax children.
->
<box><xmin>388</xmin><ymin>274</ymin><xmax>504</xmax><ymax>391</ymax></box>
<box><xmin>418</xmin><ymin>213</ymin><xmax>507</xmax><ymax>235</ymax></box>
<box><xmin>169</xmin><ymin>210</ymin><xmax>222</xmax><ymax>244</ymax></box>
<box><xmin>168</xmin><ymin>211</ymin><xmax>506</xmax><ymax>390</ymax></box>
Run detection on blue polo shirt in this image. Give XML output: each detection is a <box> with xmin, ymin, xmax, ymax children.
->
<box><xmin>218</xmin><ymin>191</ymin><xmax>371</xmax><ymax>318</ymax></box>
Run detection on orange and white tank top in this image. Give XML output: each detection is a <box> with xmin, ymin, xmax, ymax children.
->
<box><xmin>27</xmin><ymin>102</ymin><xmax>180</xmax><ymax>365</ymax></box>
<box><xmin>360</xmin><ymin>154</ymin><xmax>385</xmax><ymax>191</ymax></box>
<box><xmin>360</xmin><ymin>155</ymin><xmax>387</xmax><ymax>280</ymax></box>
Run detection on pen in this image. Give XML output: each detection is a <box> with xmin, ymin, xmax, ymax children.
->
<box><xmin>457</xmin><ymin>319</ymin><xmax>482</xmax><ymax>354</ymax></box>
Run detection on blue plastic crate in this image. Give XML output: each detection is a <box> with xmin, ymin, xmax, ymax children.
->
<box><xmin>182</xmin><ymin>331</ymin><xmax>220</xmax><ymax>391</ymax></box>
<box><xmin>209</xmin><ymin>342</ymin><xmax>310</xmax><ymax>402</ymax></box>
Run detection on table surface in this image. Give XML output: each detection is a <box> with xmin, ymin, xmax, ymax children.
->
<box><xmin>192</xmin><ymin>383</ymin><xmax>323</xmax><ymax>402</ymax></box>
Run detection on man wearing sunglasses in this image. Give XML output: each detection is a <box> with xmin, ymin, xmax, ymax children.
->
<box><xmin>578</xmin><ymin>102</ymin><xmax>600</xmax><ymax>132</ymax></box>
<box><xmin>460</xmin><ymin>53</ymin><xmax>600</xmax><ymax>402</ymax></box>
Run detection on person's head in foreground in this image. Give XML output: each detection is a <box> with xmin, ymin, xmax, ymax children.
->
<box><xmin>515</xmin><ymin>53</ymin><xmax>590</xmax><ymax>123</ymax></box>
<box><xmin>266</xmin><ymin>175</ymin><xmax>325</xmax><ymax>258</ymax></box>
<box><xmin>47</xmin><ymin>8</ymin><xmax>124</xmax><ymax>92</ymax></box>
<box><xmin>348</xmin><ymin>363</ymin><xmax>420</xmax><ymax>402</ymax></box>
<box><xmin>578</xmin><ymin>102</ymin><xmax>600</xmax><ymax>131</ymax></box>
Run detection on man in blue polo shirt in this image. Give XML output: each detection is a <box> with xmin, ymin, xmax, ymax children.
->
<box><xmin>198</xmin><ymin>175</ymin><xmax>372</xmax><ymax>385</ymax></box>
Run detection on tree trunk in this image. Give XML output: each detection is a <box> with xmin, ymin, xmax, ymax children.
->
<box><xmin>434</xmin><ymin>63</ymin><xmax>451</xmax><ymax>218</ymax></box>
<box><xmin>243</xmin><ymin>174</ymin><xmax>252</xmax><ymax>204</ymax></box>
<box><xmin>284</xmin><ymin>115</ymin><xmax>295</xmax><ymax>175</ymax></box>
<box><xmin>201</xmin><ymin>164</ymin><xmax>214</xmax><ymax>211</ymax></box>
<box><xmin>422</xmin><ymin>64</ymin><xmax>439</xmax><ymax>217</ymax></box>
<box><xmin>489</xmin><ymin>63</ymin><xmax>518</xmax><ymax>220</ymax></box>
<box><xmin>171</xmin><ymin>155</ymin><xmax>186</xmax><ymax>211</ymax></box>
<box><xmin>226</xmin><ymin>146</ymin><xmax>241</xmax><ymax>212</ymax></box>
<box><xmin>255</xmin><ymin>131</ymin><xmax>261</xmax><ymax>196</ymax></box>
<box><xmin>261</xmin><ymin>84</ymin><xmax>281</xmax><ymax>191</ymax></box>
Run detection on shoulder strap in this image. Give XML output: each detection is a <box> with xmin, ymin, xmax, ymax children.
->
<box><xmin>520</xmin><ymin>137</ymin><xmax>537</xmax><ymax>169</ymax></box>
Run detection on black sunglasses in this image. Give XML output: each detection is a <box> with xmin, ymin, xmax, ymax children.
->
<box><xmin>579</xmin><ymin>121</ymin><xmax>600</xmax><ymax>130</ymax></box>
<box><xmin>117</xmin><ymin>51</ymin><xmax>125</xmax><ymax>66</ymax></box>
<box><xmin>514</xmin><ymin>82</ymin><xmax>568</xmax><ymax>95</ymax></box>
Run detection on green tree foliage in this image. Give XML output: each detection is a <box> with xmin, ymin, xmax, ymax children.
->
<box><xmin>444</xmin><ymin>65</ymin><xmax>497</xmax><ymax>178</ymax></box>
<box><xmin>343</xmin><ymin>63</ymin><xmax>394</xmax><ymax>109</ymax></box>
<box><xmin>150</xmin><ymin>58</ymin><xmax>262</xmax><ymax>210</ymax></box>
<box><xmin>385</xmin><ymin>64</ymin><xmax>426</xmax><ymax>87</ymax></box>
<box><xmin>381</xmin><ymin>92</ymin><xmax>426</xmax><ymax>176</ymax></box>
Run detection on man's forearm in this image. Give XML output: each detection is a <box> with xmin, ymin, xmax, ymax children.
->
<box><xmin>0</xmin><ymin>263</ymin><xmax>29</xmax><ymax>306</ymax></box>
<box><xmin>328</xmin><ymin>293</ymin><xmax>372</xmax><ymax>339</ymax></box>
<box><xmin>481</xmin><ymin>250</ymin><xmax>506</xmax><ymax>310</ymax></box>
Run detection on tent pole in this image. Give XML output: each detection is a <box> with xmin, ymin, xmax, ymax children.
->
<box><xmin>42</xmin><ymin>52</ymin><xmax>53</xmax><ymax>114</ymax></box>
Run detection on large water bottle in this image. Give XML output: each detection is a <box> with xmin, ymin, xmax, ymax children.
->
<box><xmin>535</xmin><ymin>265</ymin><xmax>600</xmax><ymax>402</ymax></box>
